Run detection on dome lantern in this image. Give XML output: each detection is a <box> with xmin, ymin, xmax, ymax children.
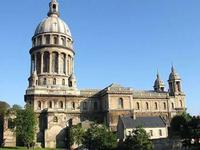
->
<box><xmin>48</xmin><ymin>0</ymin><xmax>59</xmax><ymax>17</ymax></box>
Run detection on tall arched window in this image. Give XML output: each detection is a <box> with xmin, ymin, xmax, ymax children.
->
<box><xmin>72</xmin><ymin>102</ymin><xmax>75</xmax><ymax>110</ymax></box>
<box><xmin>52</xmin><ymin>52</ymin><xmax>58</xmax><ymax>73</ymax></box>
<box><xmin>53</xmin><ymin>36</ymin><xmax>58</xmax><ymax>44</ymax></box>
<box><xmin>59</xmin><ymin>101</ymin><xmax>64</xmax><ymax>109</ymax></box>
<box><xmin>37</xmin><ymin>36</ymin><xmax>42</xmax><ymax>45</ymax></box>
<box><xmin>61</xmin><ymin>37</ymin><xmax>66</xmax><ymax>46</ymax></box>
<box><xmin>118</xmin><ymin>98</ymin><xmax>123</xmax><ymax>109</ymax></box>
<box><xmin>45</xmin><ymin>35</ymin><xmax>50</xmax><ymax>44</ymax></box>
<box><xmin>43</xmin><ymin>51</ymin><xmax>50</xmax><ymax>73</ymax></box>
<box><xmin>33</xmin><ymin>38</ymin><xmax>36</xmax><ymax>46</ymax></box>
<box><xmin>180</xmin><ymin>100</ymin><xmax>183</xmax><ymax>107</ymax></box>
<box><xmin>36</xmin><ymin>52</ymin><xmax>41</xmax><ymax>74</ymax></box>
<box><xmin>67</xmin><ymin>55</ymin><xmax>71</xmax><ymax>75</ymax></box>
<box><xmin>171</xmin><ymin>103</ymin><xmax>174</xmax><ymax>109</ymax></box>
<box><xmin>163</xmin><ymin>102</ymin><xmax>166</xmax><ymax>110</ymax></box>
<box><xmin>31</xmin><ymin>55</ymin><xmax>35</xmax><ymax>73</ymax></box>
<box><xmin>48</xmin><ymin>101</ymin><xmax>52</xmax><ymax>109</ymax></box>
<box><xmin>155</xmin><ymin>102</ymin><xmax>158</xmax><ymax>110</ymax></box>
<box><xmin>136</xmin><ymin>102</ymin><xmax>140</xmax><ymax>110</ymax></box>
<box><xmin>53</xmin><ymin>78</ymin><xmax>56</xmax><ymax>85</ymax></box>
<box><xmin>146</xmin><ymin>102</ymin><xmax>149</xmax><ymax>110</ymax></box>
<box><xmin>38</xmin><ymin>101</ymin><xmax>41</xmax><ymax>110</ymax></box>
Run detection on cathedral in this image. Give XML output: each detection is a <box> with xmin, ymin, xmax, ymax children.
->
<box><xmin>3</xmin><ymin>0</ymin><xmax>186</xmax><ymax>148</ymax></box>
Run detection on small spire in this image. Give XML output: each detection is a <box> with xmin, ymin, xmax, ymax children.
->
<box><xmin>156</xmin><ymin>69</ymin><xmax>160</xmax><ymax>79</ymax></box>
<box><xmin>171</xmin><ymin>64</ymin><xmax>175</xmax><ymax>73</ymax></box>
<box><xmin>48</xmin><ymin>0</ymin><xmax>60</xmax><ymax>17</ymax></box>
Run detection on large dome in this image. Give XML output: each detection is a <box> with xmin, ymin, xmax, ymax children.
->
<box><xmin>34</xmin><ymin>16</ymin><xmax>71</xmax><ymax>36</ymax></box>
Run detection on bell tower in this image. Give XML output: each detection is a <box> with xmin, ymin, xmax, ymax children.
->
<box><xmin>168</xmin><ymin>66</ymin><xmax>182</xmax><ymax>96</ymax></box>
<box><xmin>153</xmin><ymin>71</ymin><xmax>165</xmax><ymax>92</ymax></box>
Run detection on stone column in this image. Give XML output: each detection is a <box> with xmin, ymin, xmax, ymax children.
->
<box><xmin>34</xmin><ymin>53</ymin><xmax>37</xmax><ymax>71</ymax></box>
<box><xmin>58</xmin><ymin>52</ymin><xmax>61</xmax><ymax>74</ymax></box>
<box><xmin>30</xmin><ymin>55</ymin><xmax>33</xmax><ymax>75</ymax></box>
<box><xmin>41</xmin><ymin>52</ymin><xmax>44</xmax><ymax>73</ymax></box>
<box><xmin>41</xmin><ymin>35</ymin><xmax>45</xmax><ymax>45</ymax></box>
<box><xmin>49</xmin><ymin>52</ymin><xmax>52</xmax><ymax>73</ymax></box>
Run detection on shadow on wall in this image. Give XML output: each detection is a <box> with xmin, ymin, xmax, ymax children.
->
<box><xmin>56</xmin><ymin>128</ymin><xmax>67</xmax><ymax>148</ymax></box>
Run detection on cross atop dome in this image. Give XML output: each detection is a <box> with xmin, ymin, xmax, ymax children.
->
<box><xmin>48</xmin><ymin>0</ymin><xmax>60</xmax><ymax>17</ymax></box>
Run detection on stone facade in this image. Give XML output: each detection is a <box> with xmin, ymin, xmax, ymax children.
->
<box><xmin>3</xmin><ymin>0</ymin><xmax>186</xmax><ymax>148</ymax></box>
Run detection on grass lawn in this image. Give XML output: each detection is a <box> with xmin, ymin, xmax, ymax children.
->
<box><xmin>0</xmin><ymin>147</ymin><xmax>56</xmax><ymax>150</ymax></box>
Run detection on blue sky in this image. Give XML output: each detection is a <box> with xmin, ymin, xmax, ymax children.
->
<box><xmin>0</xmin><ymin>0</ymin><xmax>200</xmax><ymax>115</ymax></box>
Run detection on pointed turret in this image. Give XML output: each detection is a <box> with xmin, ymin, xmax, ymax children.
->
<box><xmin>168</xmin><ymin>65</ymin><xmax>182</xmax><ymax>95</ymax></box>
<box><xmin>153</xmin><ymin>71</ymin><xmax>165</xmax><ymax>92</ymax></box>
<box><xmin>28</xmin><ymin>68</ymin><xmax>38</xmax><ymax>87</ymax></box>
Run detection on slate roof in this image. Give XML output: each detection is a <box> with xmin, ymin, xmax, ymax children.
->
<box><xmin>121</xmin><ymin>116</ymin><xmax>166</xmax><ymax>128</ymax></box>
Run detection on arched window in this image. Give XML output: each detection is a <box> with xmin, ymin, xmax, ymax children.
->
<box><xmin>52</xmin><ymin>52</ymin><xmax>58</xmax><ymax>73</ymax></box>
<box><xmin>61</xmin><ymin>38</ymin><xmax>66</xmax><ymax>46</ymax></box>
<box><xmin>43</xmin><ymin>51</ymin><xmax>50</xmax><ymax>73</ymax></box>
<box><xmin>48</xmin><ymin>101</ymin><xmax>52</xmax><ymax>109</ymax></box>
<box><xmin>155</xmin><ymin>102</ymin><xmax>158</xmax><ymax>110</ymax></box>
<box><xmin>146</xmin><ymin>102</ymin><xmax>149</xmax><ymax>110</ymax></box>
<box><xmin>62</xmin><ymin>79</ymin><xmax>65</xmax><ymax>85</ymax></box>
<box><xmin>43</xmin><ymin>78</ymin><xmax>47</xmax><ymax>85</ymax></box>
<box><xmin>37</xmin><ymin>36</ymin><xmax>42</xmax><ymax>45</ymax></box>
<box><xmin>33</xmin><ymin>38</ymin><xmax>36</xmax><ymax>46</ymax></box>
<box><xmin>176</xmin><ymin>81</ymin><xmax>181</xmax><ymax>92</ymax></box>
<box><xmin>38</xmin><ymin>101</ymin><xmax>41</xmax><ymax>110</ymax></box>
<box><xmin>53</xmin><ymin>36</ymin><xmax>58</xmax><ymax>44</ymax></box>
<box><xmin>53</xmin><ymin>116</ymin><xmax>58</xmax><ymax>122</ymax></box>
<box><xmin>163</xmin><ymin>102</ymin><xmax>166</xmax><ymax>110</ymax></box>
<box><xmin>72</xmin><ymin>102</ymin><xmax>75</xmax><ymax>110</ymax></box>
<box><xmin>180</xmin><ymin>100</ymin><xmax>183</xmax><ymax>107</ymax></box>
<box><xmin>136</xmin><ymin>102</ymin><xmax>140</xmax><ymax>110</ymax></box>
<box><xmin>53</xmin><ymin>78</ymin><xmax>56</xmax><ymax>85</ymax></box>
<box><xmin>67</xmin><ymin>55</ymin><xmax>72</xmax><ymax>75</ymax></box>
<box><xmin>118</xmin><ymin>98</ymin><xmax>123</xmax><ymax>109</ymax></box>
<box><xmin>36</xmin><ymin>52</ymin><xmax>41</xmax><ymax>74</ymax></box>
<box><xmin>171</xmin><ymin>103</ymin><xmax>174</xmax><ymax>109</ymax></box>
<box><xmin>31</xmin><ymin>55</ymin><xmax>35</xmax><ymax>73</ymax></box>
<box><xmin>8</xmin><ymin>118</ymin><xmax>15</xmax><ymax>129</ymax></box>
<box><xmin>45</xmin><ymin>35</ymin><xmax>50</xmax><ymax>44</ymax></box>
<box><xmin>59</xmin><ymin>101</ymin><xmax>64</xmax><ymax>109</ymax></box>
<box><xmin>69</xmin><ymin>80</ymin><xmax>72</xmax><ymax>87</ymax></box>
<box><xmin>53</xmin><ymin>4</ymin><xmax>56</xmax><ymax>10</ymax></box>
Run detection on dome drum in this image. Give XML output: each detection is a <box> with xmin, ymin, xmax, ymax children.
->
<box><xmin>32</xmin><ymin>33</ymin><xmax>73</xmax><ymax>49</ymax></box>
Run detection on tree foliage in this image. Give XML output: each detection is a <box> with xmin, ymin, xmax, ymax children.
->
<box><xmin>171</xmin><ymin>112</ymin><xmax>200</xmax><ymax>149</ymax></box>
<box><xmin>15</xmin><ymin>105</ymin><xmax>37</xmax><ymax>149</ymax></box>
<box><xmin>123</xmin><ymin>127</ymin><xmax>153</xmax><ymax>150</ymax></box>
<box><xmin>71</xmin><ymin>123</ymin><xmax>85</xmax><ymax>146</ymax></box>
<box><xmin>0</xmin><ymin>101</ymin><xmax>10</xmax><ymax>147</ymax></box>
<box><xmin>82</xmin><ymin>124</ymin><xmax>117</xmax><ymax>150</ymax></box>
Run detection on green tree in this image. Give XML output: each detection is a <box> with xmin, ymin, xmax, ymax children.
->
<box><xmin>82</xmin><ymin>123</ymin><xmax>117</xmax><ymax>150</ymax></box>
<box><xmin>71</xmin><ymin>123</ymin><xmax>85</xmax><ymax>147</ymax></box>
<box><xmin>16</xmin><ymin>105</ymin><xmax>37</xmax><ymax>149</ymax></box>
<box><xmin>123</xmin><ymin>127</ymin><xmax>153</xmax><ymax>150</ymax></box>
<box><xmin>171</xmin><ymin>115</ymin><xmax>187</xmax><ymax>135</ymax></box>
<box><xmin>0</xmin><ymin>101</ymin><xmax>10</xmax><ymax>147</ymax></box>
